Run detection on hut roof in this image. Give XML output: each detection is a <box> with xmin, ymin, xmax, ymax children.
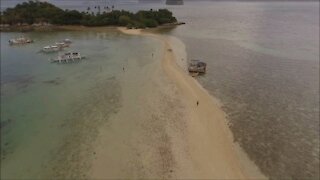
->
<box><xmin>190</xmin><ymin>59</ymin><xmax>206</xmax><ymax>66</ymax></box>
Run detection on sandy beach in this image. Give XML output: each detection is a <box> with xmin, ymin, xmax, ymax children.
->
<box><xmin>88</xmin><ymin>27</ymin><xmax>266</xmax><ymax>179</ymax></box>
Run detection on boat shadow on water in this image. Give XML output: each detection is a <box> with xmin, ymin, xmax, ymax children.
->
<box><xmin>42</xmin><ymin>77</ymin><xmax>64</xmax><ymax>86</ymax></box>
<box><xmin>0</xmin><ymin>118</ymin><xmax>15</xmax><ymax>161</ymax></box>
<box><xmin>1</xmin><ymin>75</ymin><xmax>35</xmax><ymax>94</ymax></box>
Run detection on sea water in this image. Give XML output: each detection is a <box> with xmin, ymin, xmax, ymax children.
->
<box><xmin>0</xmin><ymin>30</ymin><xmax>161</xmax><ymax>178</ymax></box>
<box><xmin>166</xmin><ymin>1</ymin><xmax>319</xmax><ymax>179</ymax></box>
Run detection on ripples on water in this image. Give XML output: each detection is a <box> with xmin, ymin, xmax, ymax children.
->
<box><xmin>167</xmin><ymin>1</ymin><xmax>319</xmax><ymax>179</ymax></box>
<box><xmin>194</xmin><ymin>38</ymin><xmax>319</xmax><ymax>179</ymax></box>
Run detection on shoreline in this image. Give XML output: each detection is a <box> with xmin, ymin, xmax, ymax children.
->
<box><xmin>1</xmin><ymin>25</ymin><xmax>266</xmax><ymax>178</ymax></box>
<box><xmin>117</xmin><ymin>27</ymin><xmax>266</xmax><ymax>179</ymax></box>
<box><xmin>0</xmin><ymin>25</ymin><xmax>121</xmax><ymax>32</ymax></box>
<box><xmin>0</xmin><ymin>23</ymin><xmax>183</xmax><ymax>32</ymax></box>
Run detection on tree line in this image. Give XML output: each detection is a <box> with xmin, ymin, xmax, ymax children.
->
<box><xmin>0</xmin><ymin>1</ymin><xmax>177</xmax><ymax>28</ymax></box>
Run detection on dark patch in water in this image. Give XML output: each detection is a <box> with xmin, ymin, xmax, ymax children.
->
<box><xmin>43</xmin><ymin>77</ymin><xmax>63</xmax><ymax>85</ymax></box>
<box><xmin>59</xmin><ymin>122</ymin><xmax>66</xmax><ymax>128</ymax></box>
<box><xmin>188</xmin><ymin>38</ymin><xmax>320</xmax><ymax>179</ymax></box>
<box><xmin>1</xmin><ymin>75</ymin><xmax>34</xmax><ymax>85</ymax></box>
<box><xmin>1</xmin><ymin>147</ymin><xmax>14</xmax><ymax>161</ymax></box>
<box><xmin>0</xmin><ymin>119</ymin><xmax>13</xmax><ymax>160</ymax></box>
<box><xmin>1</xmin><ymin>75</ymin><xmax>35</xmax><ymax>93</ymax></box>
<box><xmin>0</xmin><ymin>118</ymin><xmax>13</xmax><ymax>129</ymax></box>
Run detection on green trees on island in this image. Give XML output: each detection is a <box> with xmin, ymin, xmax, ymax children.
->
<box><xmin>0</xmin><ymin>1</ymin><xmax>177</xmax><ymax>28</ymax></box>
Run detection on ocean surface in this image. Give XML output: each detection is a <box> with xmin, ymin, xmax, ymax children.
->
<box><xmin>1</xmin><ymin>0</ymin><xmax>319</xmax><ymax>179</ymax></box>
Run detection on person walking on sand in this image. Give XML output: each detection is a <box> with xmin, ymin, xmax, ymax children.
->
<box><xmin>197</xmin><ymin>101</ymin><xmax>199</xmax><ymax>106</ymax></box>
<box><xmin>152</xmin><ymin>53</ymin><xmax>154</xmax><ymax>58</ymax></box>
<box><xmin>123</xmin><ymin>67</ymin><xmax>125</xmax><ymax>72</ymax></box>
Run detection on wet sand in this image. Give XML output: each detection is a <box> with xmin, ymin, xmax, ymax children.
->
<box><xmin>89</xmin><ymin>27</ymin><xmax>266</xmax><ymax>179</ymax></box>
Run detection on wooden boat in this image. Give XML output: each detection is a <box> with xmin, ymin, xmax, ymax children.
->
<box><xmin>63</xmin><ymin>39</ymin><xmax>72</xmax><ymax>44</ymax></box>
<box><xmin>42</xmin><ymin>45</ymin><xmax>61</xmax><ymax>53</ymax></box>
<box><xmin>51</xmin><ymin>52</ymin><xmax>85</xmax><ymax>63</ymax></box>
<box><xmin>188</xmin><ymin>59</ymin><xmax>207</xmax><ymax>74</ymax></box>
<box><xmin>55</xmin><ymin>42</ymin><xmax>70</xmax><ymax>48</ymax></box>
<box><xmin>9</xmin><ymin>37</ymin><xmax>33</xmax><ymax>45</ymax></box>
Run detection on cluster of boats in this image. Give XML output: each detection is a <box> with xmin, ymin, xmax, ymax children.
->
<box><xmin>9</xmin><ymin>37</ymin><xmax>204</xmax><ymax>69</ymax></box>
<box><xmin>8</xmin><ymin>37</ymin><xmax>86</xmax><ymax>64</ymax></box>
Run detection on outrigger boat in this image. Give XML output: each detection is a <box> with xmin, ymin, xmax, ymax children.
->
<box><xmin>9</xmin><ymin>37</ymin><xmax>33</xmax><ymax>45</ymax></box>
<box><xmin>188</xmin><ymin>59</ymin><xmax>207</xmax><ymax>76</ymax></box>
<box><xmin>42</xmin><ymin>40</ymin><xmax>70</xmax><ymax>53</ymax></box>
<box><xmin>55</xmin><ymin>42</ymin><xmax>70</xmax><ymax>48</ymax></box>
<box><xmin>54</xmin><ymin>38</ymin><xmax>72</xmax><ymax>48</ymax></box>
<box><xmin>51</xmin><ymin>52</ymin><xmax>85</xmax><ymax>63</ymax></box>
<box><xmin>42</xmin><ymin>45</ymin><xmax>61</xmax><ymax>53</ymax></box>
<box><xmin>63</xmin><ymin>39</ymin><xmax>72</xmax><ymax>44</ymax></box>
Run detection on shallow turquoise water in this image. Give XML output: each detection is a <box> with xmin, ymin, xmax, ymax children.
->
<box><xmin>0</xmin><ymin>30</ymin><xmax>160</xmax><ymax>178</ymax></box>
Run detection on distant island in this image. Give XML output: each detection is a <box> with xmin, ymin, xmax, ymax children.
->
<box><xmin>0</xmin><ymin>1</ymin><xmax>180</xmax><ymax>31</ymax></box>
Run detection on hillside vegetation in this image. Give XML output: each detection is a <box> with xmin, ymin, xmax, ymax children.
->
<box><xmin>0</xmin><ymin>1</ymin><xmax>177</xmax><ymax>28</ymax></box>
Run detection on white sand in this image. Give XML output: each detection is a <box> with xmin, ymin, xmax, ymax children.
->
<box><xmin>90</xmin><ymin>27</ymin><xmax>266</xmax><ymax>179</ymax></box>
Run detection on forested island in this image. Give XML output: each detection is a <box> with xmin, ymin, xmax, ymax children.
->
<box><xmin>0</xmin><ymin>1</ymin><xmax>179</xmax><ymax>31</ymax></box>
